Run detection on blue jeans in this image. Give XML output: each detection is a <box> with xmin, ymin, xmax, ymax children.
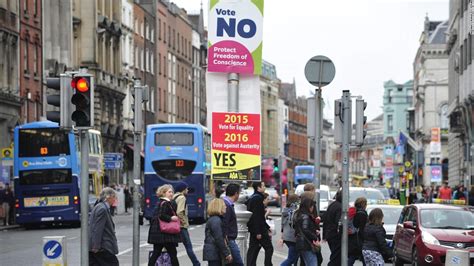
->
<box><xmin>228</xmin><ymin>239</ymin><xmax>244</xmax><ymax>266</ymax></box>
<box><xmin>280</xmin><ymin>242</ymin><xmax>298</xmax><ymax>266</ymax></box>
<box><xmin>300</xmin><ymin>250</ymin><xmax>318</xmax><ymax>266</ymax></box>
<box><xmin>180</xmin><ymin>228</ymin><xmax>201</xmax><ymax>266</ymax></box>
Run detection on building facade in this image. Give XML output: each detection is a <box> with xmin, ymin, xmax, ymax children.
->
<box><xmin>413</xmin><ymin>17</ymin><xmax>449</xmax><ymax>185</ymax></box>
<box><xmin>260</xmin><ymin>60</ymin><xmax>280</xmax><ymax>158</ymax></box>
<box><xmin>383</xmin><ymin>80</ymin><xmax>414</xmax><ymax>139</ymax></box>
<box><xmin>447</xmin><ymin>0</ymin><xmax>473</xmax><ymax>187</ymax></box>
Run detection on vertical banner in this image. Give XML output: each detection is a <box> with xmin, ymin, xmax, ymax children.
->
<box><xmin>212</xmin><ymin>112</ymin><xmax>261</xmax><ymax>181</ymax></box>
<box><xmin>430</xmin><ymin>165</ymin><xmax>442</xmax><ymax>183</ymax></box>
<box><xmin>430</xmin><ymin>127</ymin><xmax>441</xmax><ymax>158</ymax></box>
<box><xmin>208</xmin><ymin>0</ymin><xmax>264</xmax><ymax>74</ymax></box>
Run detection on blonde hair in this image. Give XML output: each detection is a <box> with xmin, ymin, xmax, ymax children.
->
<box><xmin>207</xmin><ymin>198</ymin><xmax>226</xmax><ymax>216</ymax></box>
<box><xmin>156</xmin><ymin>184</ymin><xmax>174</xmax><ymax>197</ymax></box>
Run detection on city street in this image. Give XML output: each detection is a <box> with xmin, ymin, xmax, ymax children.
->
<box><xmin>0</xmin><ymin>206</ymin><xmax>405</xmax><ymax>265</ymax></box>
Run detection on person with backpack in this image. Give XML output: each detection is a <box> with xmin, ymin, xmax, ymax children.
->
<box><xmin>279</xmin><ymin>194</ymin><xmax>299</xmax><ymax>266</ymax></box>
<box><xmin>174</xmin><ymin>181</ymin><xmax>200</xmax><ymax>266</ymax></box>
<box><xmin>294</xmin><ymin>196</ymin><xmax>320</xmax><ymax>265</ymax></box>
<box><xmin>362</xmin><ymin>208</ymin><xmax>393</xmax><ymax>265</ymax></box>
<box><xmin>246</xmin><ymin>181</ymin><xmax>273</xmax><ymax>266</ymax></box>
<box><xmin>348</xmin><ymin>197</ymin><xmax>368</xmax><ymax>266</ymax></box>
<box><xmin>322</xmin><ymin>189</ymin><xmax>342</xmax><ymax>266</ymax></box>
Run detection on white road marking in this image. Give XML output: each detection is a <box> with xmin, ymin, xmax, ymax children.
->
<box><xmin>117</xmin><ymin>242</ymin><xmax>151</xmax><ymax>256</ymax></box>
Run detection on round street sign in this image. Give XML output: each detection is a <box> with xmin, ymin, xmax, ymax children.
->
<box><xmin>304</xmin><ymin>55</ymin><xmax>336</xmax><ymax>87</ymax></box>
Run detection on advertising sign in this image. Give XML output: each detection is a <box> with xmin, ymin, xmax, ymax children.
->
<box><xmin>211</xmin><ymin>112</ymin><xmax>260</xmax><ymax>181</ymax></box>
<box><xmin>208</xmin><ymin>0</ymin><xmax>264</xmax><ymax>74</ymax></box>
<box><xmin>430</xmin><ymin>165</ymin><xmax>442</xmax><ymax>183</ymax></box>
<box><xmin>430</xmin><ymin>127</ymin><xmax>441</xmax><ymax>158</ymax></box>
<box><xmin>24</xmin><ymin>196</ymin><xmax>69</xmax><ymax>208</ymax></box>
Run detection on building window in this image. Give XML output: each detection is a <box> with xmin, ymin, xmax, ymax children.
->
<box><xmin>33</xmin><ymin>44</ymin><xmax>38</xmax><ymax>76</ymax></box>
<box><xmin>387</xmin><ymin>114</ymin><xmax>393</xmax><ymax>132</ymax></box>
<box><xmin>23</xmin><ymin>0</ymin><xmax>27</xmax><ymax>14</ymax></box>
<box><xmin>33</xmin><ymin>0</ymin><xmax>37</xmax><ymax>17</ymax></box>
<box><xmin>158</xmin><ymin>19</ymin><xmax>161</xmax><ymax>40</ymax></box>
<box><xmin>177</xmin><ymin>33</ymin><xmax>180</xmax><ymax>53</ymax></box>
<box><xmin>23</xmin><ymin>38</ymin><xmax>28</xmax><ymax>74</ymax></box>
<box><xmin>440</xmin><ymin>104</ymin><xmax>449</xmax><ymax>129</ymax></box>
<box><xmin>163</xmin><ymin>55</ymin><xmax>167</xmax><ymax>77</ymax></box>
<box><xmin>158</xmin><ymin>53</ymin><xmax>161</xmax><ymax>75</ymax></box>
<box><xmin>151</xmin><ymin>29</ymin><xmax>154</xmax><ymax>43</ymax></box>
<box><xmin>388</xmin><ymin>89</ymin><xmax>392</xmax><ymax>103</ymax></box>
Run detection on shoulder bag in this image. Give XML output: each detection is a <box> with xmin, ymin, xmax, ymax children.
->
<box><xmin>159</xmin><ymin>201</ymin><xmax>181</xmax><ymax>234</ymax></box>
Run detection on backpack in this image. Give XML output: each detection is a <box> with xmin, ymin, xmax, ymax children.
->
<box><xmin>338</xmin><ymin>207</ymin><xmax>362</xmax><ymax>235</ymax></box>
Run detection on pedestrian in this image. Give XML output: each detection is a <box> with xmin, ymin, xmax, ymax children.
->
<box><xmin>148</xmin><ymin>184</ymin><xmax>181</xmax><ymax>266</ymax></box>
<box><xmin>89</xmin><ymin>187</ymin><xmax>119</xmax><ymax>266</ymax></box>
<box><xmin>453</xmin><ymin>185</ymin><xmax>466</xmax><ymax>201</ymax></box>
<box><xmin>321</xmin><ymin>189</ymin><xmax>342</xmax><ymax>266</ymax></box>
<box><xmin>0</xmin><ymin>183</ymin><xmax>14</xmax><ymax>226</ymax></box>
<box><xmin>438</xmin><ymin>181</ymin><xmax>452</xmax><ymax>200</ymax></box>
<box><xmin>124</xmin><ymin>185</ymin><xmax>131</xmax><ymax>213</ymax></box>
<box><xmin>5</xmin><ymin>184</ymin><xmax>14</xmax><ymax>225</ymax></box>
<box><xmin>263</xmin><ymin>192</ymin><xmax>271</xmax><ymax>219</ymax></box>
<box><xmin>469</xmin><ymin>186</ymin><xmax>474</xmax><ymax>206</ymax></box>
<box><xmin>109</xmin><ymin>184</ymin><xmax>117</xmax><ymax>216</ymax></box>
<box><xmin>173</xmin><ymin>181</ymin><xmax>200</xmax><ymax>266</ymax></box>
<box><xmin>362</xmin><ymin>208</ymin><xmax>393</xmax><ymax>265</ymax></box>
<box><xmin>222</xmin><ymin>183</ymin><xmax>244</xmax><ymax>266</ymax></box>
<box><xmin>279</xmin><ymin>194</ymin><xmax>299</xmax><ymax>266</ymax></box>
<box><xmin>246</xmin><ymin>181</ymin><xmax>273</xmax><ymax>266</ymax></box>
<box><xmin>294</xmin><ymin>196</ymin><xmax>320</xmax><ymax>266</ymax></box>
<box><xmin>348</xmin><ymin>197</ymin><xmax>368</xmax><ymax>266</ymax></box>
<box><xmin>203</xmin><ymin>198</ymin><xmax>232</xmax><ymax>266</ymax></box>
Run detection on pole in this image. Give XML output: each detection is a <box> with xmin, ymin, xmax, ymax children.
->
<box><xmin>314</xmin><ymin>88</ymin><xmax>322</xmax><ymax>214</ymax></box>
<box><xmin>228</xmin><ymin>73</ymin><xmax>239</xmax><ymax>112</ymax></box>
<box><xmin>80</xmin><ymin>129</ymin><xmax>89</xmax><ymax>266</ymax></box>
<box><xmin>131</xmin><ymin>82</ymin><xmax>143</xmax><ymax>266</ymax></box>
<box><xmin>341</xmin><ymin>90</ymin><xmax>351</xmax><ymax>266</ymax></box>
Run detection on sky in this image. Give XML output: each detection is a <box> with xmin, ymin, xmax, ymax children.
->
<box><xmin>173</xmin><ymin>0</ymin><xmax>449</xmax><ymax>121</ymax></box>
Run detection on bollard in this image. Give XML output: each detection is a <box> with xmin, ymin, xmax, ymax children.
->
<box><xmin>43</xmin><ymin>236</ymin><xmax>67</xmax><ymax>266</ymax></box>
<box><xmin>445</xmin><ymin>249</ymin><xmax>470</xmax><ymax>266</ymax></box>
<box><xmin>235</xmin><ymin>203</ymin><xmax>252</xmax><ymax>265</ymax></box>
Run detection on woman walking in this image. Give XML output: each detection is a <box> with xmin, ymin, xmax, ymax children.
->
<box><xmin>279</xmin><ymin>194</ymin><xmax>299</xmax><ymax>266</ymax></box>
<box><xmin>203</xmin><ymin>198</ymin><xmax>232</xmax><ymax>266</ymax></box>
<box><xmin>294</xmin><ymin>196</ymin><xmax>320</xmax><ymax>266</ymax></box>
<box><xmin>348</xmin><ymin>197</ymin><xmax>368</xmax><ymax>266</ymax></box>
<box><xmin>148</xmin><ymin>184</ymin><xmax>181</xmax><ymax>266</ymax></box>
<box><xmin>362</xmin><ymin>208</ymin><xmax>393</xmax><ymax>265</ymax></box>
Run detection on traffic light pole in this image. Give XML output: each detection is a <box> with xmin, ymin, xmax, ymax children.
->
<box><xmin>341</xmin><ymin>90</ymin><xmax>351</xmax><ymax>266</ymax></box>
<box><xmin>80</xmin><ymin>129</ymin><xmax>90</xmax><ymax>266</ymax></box>
<box><xmin>132</xmin><ymin>81</ymin><xmax>143</xmax><ymax>266</ymax></box>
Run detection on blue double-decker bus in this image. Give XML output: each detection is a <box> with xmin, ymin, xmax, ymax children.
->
<box><xmin>294</xmin><ymin>165</ymin><xmax>315</xmax><ymax>186</ymax></box>
<box><xmin>144</xmin><ymin>124</ymin><xmax>211</xmax><ymax>222</ymax></box>
<box><xmin>13</xmin><ymin>121</ymin><xmax>104</xmax><ymax>226</ymax></box>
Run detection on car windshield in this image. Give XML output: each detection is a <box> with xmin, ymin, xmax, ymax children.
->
<box><xmin>420</xmin><ymin>209</ymin><xmax>474</xmax><ymax>229</ymax></box>
<box><xmin>349</xmin><ymin>189</ymin><xmax>385</xmax><ymax>203</ymax></box>
<box><xmin>376</xmin><ymin>188</ymin><xmax>390</xmax><ymax>199</ymax></box>
<box><xmin>367</xmin><ymin>207</ymin><xmax>402</xmax><ymax>225</ymax></box>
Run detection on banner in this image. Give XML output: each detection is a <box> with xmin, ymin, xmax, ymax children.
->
<box><xmin>212</xmin><ymin>112</ymin><xmax>260</xmax><ymax>181</ymax></box>
<box><xmin>208</xmin><ymin>0</ymin><xmax>264</xmax><ymax>74</ymax></box>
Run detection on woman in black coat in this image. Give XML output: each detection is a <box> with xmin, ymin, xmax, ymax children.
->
<box><xmin>362</xmin><ymin>208</ymin><xmax>393</xmax><ymax>265</ymax></box>
<box><xmin>348</xmin><ymin>197</ymin><xmax>368</xmax><ymax>266</ymax></box>
<box><xmin>148</xmin><ymin>184</ymin><xmax>182</xmax><ymax>266</ymax></box>
<box><xmin>203</xmin><ymin>198</ymin><xmax>232</xmax><ymax>266</ymax></box>
<box><xmin>294</xmin><ymin>196</ymin><xmax>320</xmax><ymax>266</ymax></box>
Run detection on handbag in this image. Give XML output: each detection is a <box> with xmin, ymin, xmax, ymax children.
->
<box><xmin>158</xmin><ymin>201</ymin><xmax>181</xmax><ymax>234</ymax></box>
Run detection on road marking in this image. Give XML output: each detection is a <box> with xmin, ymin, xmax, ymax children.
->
<box><xmin>68</xmin><ymin>237</ymin><xmax>78</xmax><ymax>240</ymax></box>
<box><xmin>117</xmin><ymin>242</ymin><xmax>151</xmax><ymax>256</ymax></box>
<box><xmin>177</xmin><ymin>245</ymin><xmax>203</xmax><ymax>258</ymax></box>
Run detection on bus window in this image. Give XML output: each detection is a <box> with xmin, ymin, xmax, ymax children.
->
<box><xmin>155</xmin><ymin>132</ymin><xmax>193</xmax><ymax>146</ymax></box>
<box><xmin>19</xmin><ymin>128</ymin><xmax>70</xmax><ymax>157</ymax></box>
<box><xmin>151</xmin><ymin>159</ymin><xmax>196</xmax><ymax>180</ymax></box>
<box><xmin>19</xmin><ymin>169</ymin><xmax>72</xmax><ymax>185</ymax></box>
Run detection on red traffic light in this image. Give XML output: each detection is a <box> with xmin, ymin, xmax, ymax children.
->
<box><xmin>71</xmin><ymin>77</ymin><xmax>89</xmax><ymax>93</ymax></box>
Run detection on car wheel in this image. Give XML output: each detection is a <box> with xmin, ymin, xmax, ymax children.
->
<box><xmin>411</xmin><ymin>247</ymin><xmax>418</xmax><ymax>266</ymax></box>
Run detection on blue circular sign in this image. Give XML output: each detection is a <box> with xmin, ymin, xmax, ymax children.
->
<box><xmin>43</xmin><ymin>240</ymin><xmax>62</xmax><ymax>259</ymax></box>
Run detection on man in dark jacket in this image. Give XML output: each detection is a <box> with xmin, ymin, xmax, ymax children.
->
<box><xmin>322</xmin><ymin>189</ymin><xmax>342</xmax><ymax>266</ymax></box>
<box><xmin>89</xmin><ymin>187</ymin><xmax>119</xmax><ymax>266</ymax></box>
<box><xmin>246</xmin><ymin>181</ymin><xmax>273</xmax><ymax>266</ymax></box>
<box><xmin>223</xmin><ymin>183</ymin><xmax>244</xmax><ymax>266</ymax></box>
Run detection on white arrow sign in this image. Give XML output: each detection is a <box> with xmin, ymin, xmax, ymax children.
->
<box><xmin>47</xmin><ymin>243</ymin><xmax>59</xmax><ymax>257</ymax></box>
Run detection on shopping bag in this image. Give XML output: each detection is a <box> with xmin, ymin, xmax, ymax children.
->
<box><xmin>148</xmin><ymin>249</ymin><xmax>172</xmax><ymax>266</ymax></box>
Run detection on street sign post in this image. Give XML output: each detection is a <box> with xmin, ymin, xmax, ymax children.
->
<box><xmin>104</xmin><ymin>153</ymin><xmax>124</xmax><ymax>170</ymax></box>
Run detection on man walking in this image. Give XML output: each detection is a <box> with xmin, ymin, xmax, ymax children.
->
<box><xmin>322</xmin><ymin>189</ymin><xmax>342</xmax><ymax>266</ymax></box>
<box><xmin>246</xmin><ymin>181</ymin><xmax>273</xmax><ymax>266</ymax></box>
<box><xmin>89</xmin><ymin>187</ymin><xmax>119</xmax><ymax>266</ymax></box>
<box><xmin>174</xmin><ymin>181</ymin><xmax>200</xmax><ymax>266</ymax></box>
<box><xmin>223</xmin><ymin>183</ymin><xmax>244</xmax><ymax>266</ymax></box>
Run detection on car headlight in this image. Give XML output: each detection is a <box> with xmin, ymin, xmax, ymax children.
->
<box><xmin>422</xmin><ymin>231</ymin><xmax>440</xmax><ymax>245</ymax></box>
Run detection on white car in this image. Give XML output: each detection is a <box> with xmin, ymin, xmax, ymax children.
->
<box><xmin>294</xmin><ymin>184</ymin><xmax>331</xmax><ymax>215</ymax></box>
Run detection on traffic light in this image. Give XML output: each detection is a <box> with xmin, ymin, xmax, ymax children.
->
<box><xmin>273</xmin><ymin>158</ymin><xmax>279</xmax><ymax>173</ymax></box>
<box><xmin>334</xmin><ymin>99</ymin><xmax>343</xmax><ymax>144</ymax></box>
<box><xmin>355</xmin><ymin>98</ymin><xmax>367</xmax><ymax>145</ymax></box>
<box><xmin>71</xmin><ymin>74</ymin><xmax>94</xmax><ymax>128</ymax></box>
<box><xmin>46</xmin><ymin>74</ymin><xmax>72</xmax><ymax>128</ymax></box>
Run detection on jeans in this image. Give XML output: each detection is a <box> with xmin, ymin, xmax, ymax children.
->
<box><xmin>228</xmin><ymin>239</ymin><xmax>244</xmax><ymax>266</ymax></box>
<box><xmin>280</xmin><ymin>242</ymin><xmax>298</xmax><ymax>266</ymax></box>
<box><xmin>247</xmin><ymin>233</ymin><xmax>273</xmax><ymax>266</ymax></box>
<box><xmin>300</xmin><ymin>251</ymin><xmax>318</xmax><ymax>266</ymax></box>
<box><xmin>180</xmin><ymin>228</ymin><xmax>201</xmax><ymax>266</ymax></box>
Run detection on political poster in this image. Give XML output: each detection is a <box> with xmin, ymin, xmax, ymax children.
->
<box><xmin>211</xmin><ymin>112</ymin><xmax>260</xmax><ymax>181</ymax></box>
<box><xmin>208</xmin><ymin>0</ymin><xmax>264</xmax><ymax>74</ymax></box>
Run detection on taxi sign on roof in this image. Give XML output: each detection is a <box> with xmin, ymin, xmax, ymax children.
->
<box><xmin>376</xmin><ymin>199</ymin><xmax>401</xmax><ymax>205</ymax></box>
<box><xmin>432</xmin><ymin>199</ymin><xmax>466</xmax><ymax>205</ymax></box>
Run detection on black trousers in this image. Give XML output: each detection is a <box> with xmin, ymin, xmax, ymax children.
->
<box><xmin>327</xmin><ymin>237</ymin><xmax>341</xmax><ymax>266</ymax></box>
<box><xmin>148</xmin><ymin>243</ymin><xmax>179</xmax><ymax>266</ymax></box>
<box><xmin>246</xmin><ymin>233</ymin><xmax>273</xmax><ymax>266</ymax></box>
<box><xmin>89</xmin><ymin>250</ymin><xmax>119</xmax><ymax>266</ymax></box>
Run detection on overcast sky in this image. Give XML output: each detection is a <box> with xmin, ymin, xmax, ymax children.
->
<box><xmin>173</xmin><ymin>0</ymin><xmax>449</xmax><ymax>121</ymax></box>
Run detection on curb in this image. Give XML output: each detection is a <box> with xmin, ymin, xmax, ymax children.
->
<box><xmin>0</xmin><ymin>225</ymin><xmax>21</xmax><ymax>231</ymax></box>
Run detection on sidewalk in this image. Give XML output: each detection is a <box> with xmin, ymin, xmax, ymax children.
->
<box><xmin>0</xmin><ymin>224</ymin><xmax>20</xmax><ymax>231</ymax></box>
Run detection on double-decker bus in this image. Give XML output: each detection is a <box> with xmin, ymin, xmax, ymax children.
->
<box><xmin>144</xmin><ymin>124</ymin><xmax>211</xmax><ymax>222</ymax></box>
<box><xmin>294</xmin><ymin>165</ymin><xmax>315</xmax><ymax>186</ymax></box>
<box><xmin>13</xmin><ymin>121</ymin><xmax>104</xmax><ymax>226</ymax></box>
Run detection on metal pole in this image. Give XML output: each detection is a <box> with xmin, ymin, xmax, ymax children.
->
<box><xmin>228</xmin><ymin>73</ymin><xmax>239</xmax><ymax>112</ymax></box>
<box><xmin>132</xmin><ymin>82</ymin><xmax>143</xmax><ymax>266</ymax></box>
<box><xmin>341</xmin><ymin>90</ymin><xmax>351</xmax><ymax>266</ymax></box>
<box><xmin>314</xmin><ymin>88</ymin><xmax>322</xmax><ymax>214</ymax></box>
<box><xmin>80</xmin><ymin>129</ymin><xmax>89</xmax><ymax>266</ymax></box>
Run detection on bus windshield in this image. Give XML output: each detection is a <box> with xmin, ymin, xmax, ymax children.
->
<box><xmin>19</xmin><ymin>128</ymin><xmax>70</xmax><ymax>157</ymax></box>
<box><xmin>297</xmin><ymin>168</ymin><xmax>313</xmax><ymax>175</ymax></box>
<box><xmin>155</xmin><ymin>132</ymin><xmax>193</xmax><ymax>146</ymax></box>
<box><xmin>19</xmin><ymin>169</ymin><xmax>72</xmax><ymax>185</ymax></box>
